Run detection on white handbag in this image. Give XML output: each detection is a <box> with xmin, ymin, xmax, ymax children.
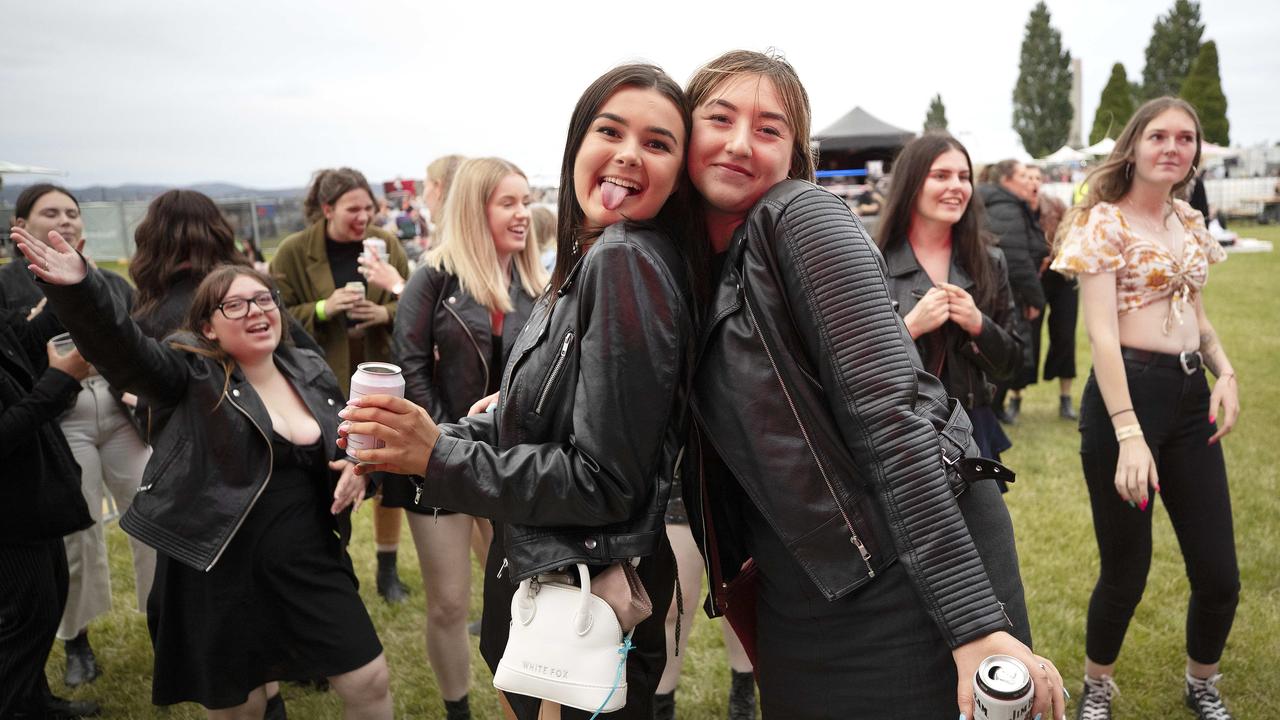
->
<box><xmin>492</xmin><ymin>563</ymin><xmax>634</xmax><ymax>715</ymax></box>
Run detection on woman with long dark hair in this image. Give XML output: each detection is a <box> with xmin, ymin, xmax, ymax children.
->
<box><xmin>1052</xmin><ymin>97</ymin><xmax>1239</xmax><ymax>720</ymax></box>
<box><xmin>337</xmin><ymin>63</ymin><xmax>694</xmax><ymax>720</ymax></box>
<box><xmin>876</xmin><ymin>133</ymin><xmax>1023</xmax><ymax>467</ymax></box>
<box><xmin>680</xmin><ymin>50</ymin><xmax>1060</xmax><ymax>720</ymax></box>
<box><xmin>14</xmin><ymin>227</ymin><xmax>394</xmax><ymax>719</ymax></box>
<box><xmin>382</xmin><ymin>157</ymin><xmax>545</xmax><ymax>720</ymax></box>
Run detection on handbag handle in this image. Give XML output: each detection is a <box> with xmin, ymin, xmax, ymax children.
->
<box><xmin>515</xmin><ymin>563</ymin><xmax>596</xmax><ymax>636</ymax></box>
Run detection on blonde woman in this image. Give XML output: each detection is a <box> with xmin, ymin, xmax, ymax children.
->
<box><xmin>384</xmin><ymin>157</ymin><xmax>546</xmax><ymax>720</ymax></box>
<box><xmin>1052</xmin><ymin>97</ymin><xmax>1239</xmax><ymax>720</ymax></box>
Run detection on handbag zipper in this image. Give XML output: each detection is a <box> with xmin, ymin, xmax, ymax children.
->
<box><xmin>741</xmin><ymin>290</ymin><xmax>874</xmax><ymax>578</ymax></box>
<box><xmin>534</xmin><ymin>331</ymin><xmax>575</xmax><ymax>414</ymax></box>
<box><xmin>207</xmin><ymin>392</ymin><xmax>274</xmax><ymax>572</ymax></box>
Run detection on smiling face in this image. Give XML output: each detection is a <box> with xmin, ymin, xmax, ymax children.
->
<box><xmin>487</xmin><ymin>172</ymin><xmax>532</xmax><ymax>259</ymax></box>
<box><xmin>323</xmin><ymin>188</ymin><xmax>375</xmax><ymax>243</ymax></box>
<box><xmin>1132</xmin><ymin>108</ymin><xmax>1198</xmax><ymax>189</ymax></box>
<box><xmin>203</xmin><ymin>275</ymin><xmax>282</xmax><ymax>363</ymax></box>
<box><xmin>914</xmin><ymin>148</ymin><xmax>973</xmax><ymax>227</ymax></box>
<box><xmin>572</xmin><ymin>86</ymin><xmax>685</xmax><ymax>230</ymax></box>
<box><xmin>688</xmin><ymin>74</ymin><xmax>793</xmax><ymax>222</ymax></box>
<box><xmin>18</xmin><ymin>191</ymin><xmax>83</xmax><ymax>247</ymax></box>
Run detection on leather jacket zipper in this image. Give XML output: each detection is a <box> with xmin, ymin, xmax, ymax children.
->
<box><xmin>741</xmin><ymin>290</ymin><xmax>875</xmax><ymax>578</ymax></box>
<box><xmin>534</xmin><ymin>331</ymin><xmax>574</xmax><ymax>414</ymax></box>
<box><xmin>207</xmin><ymin>392</ymin><xmax>274</xmax><ymax>572</ymax></box>
<box><xmin>443</xmin><ymin>303</ymin><xmax>491</xmax><ymax>393</ymax></box>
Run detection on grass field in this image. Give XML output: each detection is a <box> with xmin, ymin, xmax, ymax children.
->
<box><xmin>44</xmin><ymin>225</ymin><xmax>1280</xmax><ymax>718</ymax></box>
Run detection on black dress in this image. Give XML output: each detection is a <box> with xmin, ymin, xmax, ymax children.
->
<box><xmin>147</xmin><ymin>432</ymin><xmax>383</xmax><ymax>709</ymax></box>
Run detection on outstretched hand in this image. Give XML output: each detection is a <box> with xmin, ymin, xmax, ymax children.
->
<box><xmin>336</xmin><ymin>394</ymin><xmax>440</xmax><ymax>476</ymax></box>
<box><xmin>329</xmin><ymin>460</ymin><xmax>368</xmax><ymax>514</ymax></box>
<box><xmin>10</xmin><ymin>227</ymin><xmax>87</xmax><ymax>285</ymax></box>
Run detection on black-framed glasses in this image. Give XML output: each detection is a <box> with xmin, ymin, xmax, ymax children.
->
<box><xmin>217</xmin><ymin>291</ymin><xmax>280</xmax><ymax>319</ymax></box>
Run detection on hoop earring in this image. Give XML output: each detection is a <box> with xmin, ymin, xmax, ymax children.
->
<box><xmin>1124</xmin><ymin>163</ymin><xmax>1133</xmax><ymax>180</ymax></box>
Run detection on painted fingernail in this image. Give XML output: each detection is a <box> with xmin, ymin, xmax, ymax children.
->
<box><xmin>1035</xmin><ymin>714</ymin><xmax>1042</xmax><ymax>720</ymax></box>
<box><xmin>958</xmin><ymin>714</ymin><xmax>966</xmax><ymax>720</ymax></box>
<box><xmin>1139</xmin><ymin>498</ymin><xmax>1148</xmax><ymax>512</ymax></box>
<box><xmin>1064</xmin><ymin>687</ymin><xmax>1071</xmax><ymax>700</ymax></box>
<box><xmin>1127</xmin><ymin>500</ymin><xmax>1136</xmax><ymax>508</ymax></box>
<box><xmin>1209</xmin><ymin>414</ymin><xmax>1216</xmax><ymax>424</ymax></box>
<box><xmin>338</xmin><ymin>408</ymin><xmax>350</xmax><ymax>419</ymax></box>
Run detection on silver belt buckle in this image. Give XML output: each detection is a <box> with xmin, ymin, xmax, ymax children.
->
<box><xmin>1179</xmin><ymin>350</ymin><xmax>1201</xmax><ymax>375</ymax></box>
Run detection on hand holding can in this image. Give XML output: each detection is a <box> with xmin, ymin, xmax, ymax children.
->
<box><xmin>345</xmin><ymin>362</ymin><xmax>405</xmax><ymax>463</ymax></box>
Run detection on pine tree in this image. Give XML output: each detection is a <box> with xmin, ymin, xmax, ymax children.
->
<box><xmin>1141</xmin><ymin>0</ymin><xmax>1205</xmax><ymax>100</ymax></box>
<box><xmin>1012</xmin><ymin>2</ymin><xmax>1073</xmax><ymax>157</ymax></box>
<box><xmin>1181</xmin><ymin>40</ymin><xmax>1230</xmax><ymax>145</ymax></box>
<box><xmin>1089</xmin><ymin>63</ymin><xmax>1136</xmax><ymax>144</ymax></box>
<box><xmin>924</xmin><ymin>94</ymin><xmax>948</xmax><ymax>132</ymax></box>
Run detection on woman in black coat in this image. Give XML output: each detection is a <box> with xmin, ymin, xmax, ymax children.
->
<box><xmin>0</xmin><ymin>306</ymin><xmax>97</xmax><ymax>718</ymax></box>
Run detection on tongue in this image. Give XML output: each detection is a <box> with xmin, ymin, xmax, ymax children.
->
<box><xmin>601</xmin><ymin>181</ymin><xmax>630</xmax><ymax>211</ymax></box>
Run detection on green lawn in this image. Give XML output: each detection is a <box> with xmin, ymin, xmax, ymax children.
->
<box><xmin>44</xmin><ymin>226</ymin><xmax>1280</xmax><ymax>718</ymax></box>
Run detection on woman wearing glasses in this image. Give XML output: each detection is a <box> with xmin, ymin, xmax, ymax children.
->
<box><xmin>11</xmin><ymin>226</ymin><xmax>393</xmax><ymax>720</ymax></box>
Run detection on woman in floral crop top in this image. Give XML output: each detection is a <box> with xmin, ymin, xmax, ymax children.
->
<box><xmin>1050</xmin><ymin>97</ymin><xmax>1240</xmax><ymax>720</ymax></box>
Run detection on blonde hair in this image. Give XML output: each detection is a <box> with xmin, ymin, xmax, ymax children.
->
<box><xmin>531</xmin><ymin>205</ymin><xmax>557</xmax><ymax>254</ymax></box>
<box><xmin>427</xmin><ymin>158</ymin><xmax>548</xmax><ymax>312</ymax></box>
<box><xmin>426</xmin><ymin>155</ymin><xmax>465</xmax><ymax>198</ymax></box>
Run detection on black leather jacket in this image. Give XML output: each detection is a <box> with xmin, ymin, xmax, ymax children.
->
<box><xmin>42</xmin><ymin>268</ymin><xmax>349</xmax><ymax>572</ymax></box>
<box><xmin>416</xmin><ymin>222</ymin><xmax>692</xmax><ymax>581</ymax></box>
<box><xmin>392</xmin><ymin>264</ymin><xmax>535</xmax><ymax>424</ymax></box>
<box><xmin>881</xmin><ymin>240</ymin><xmax>1023</xmax><ymax>409</ymax></box>
<box><xmin>687</xmin><ymin>181</ymin><xmax>1009</xmax><ymax>648</ymax></box>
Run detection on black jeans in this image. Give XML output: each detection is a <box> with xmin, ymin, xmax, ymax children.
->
<box><xmin>1040</xmin><ymin>270</ymin><xmax>1078</xmax><ymax>381</ymax></box>
<box><xmin>1078</xmin><ymin>355</ymin><xmax>1239</xmax><ymax>665</ymax></box>
<box><xmin>0</xmin><ymin>539</ymin><xmax>69</xmax><ymax>716</ymax></box>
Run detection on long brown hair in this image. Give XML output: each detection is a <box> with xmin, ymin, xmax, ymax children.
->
<box><xmin>548</xmin><ymin>63</ymin><xmax>695</xmax><ymax>298</ymax></box>
<box><xmin>302</xmin><ymin>168</ymin><xmax>377</xmax><ymax>225</ymax></box>
<box><xmin>1057</xmin><ymin>97</ymin><xmax>1203</xmax><ymax>251</ymax></box>
<box><xmin>876</xmin><ymin>133</ymin><xmax>997</xmax><ymax>311</ymax></box>
<box><xmin>130</xmin><ymin>190</ymin><xmax>251</xmax><ymax>319</ymax></box>
<box><xmin>685</xmin><ymin>49</ymin><xmax>816</xmax><ymax>182</ymax></box>
<box><xmin>169</xmin><ymin>265</ymin><xmax>290</xmax><ymax>402</ymax></box>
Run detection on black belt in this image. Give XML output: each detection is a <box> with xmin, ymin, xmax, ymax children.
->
<box><xmin>1120</xmin><ymin>347</ymin><xmax>1203</xmax><ymax>375</ymax></box>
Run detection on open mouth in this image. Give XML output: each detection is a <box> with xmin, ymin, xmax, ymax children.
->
<box><xmin>247</xmin><ymin>321</ymin><xmax>272</xmax><ymax>336</ymax></box>
<box><xmin>600</xmin><ymin>176</ymin><xmax>642</xmax><ymax>210</ymax></box>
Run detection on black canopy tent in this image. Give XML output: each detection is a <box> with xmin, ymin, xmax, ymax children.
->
<box><xmin>813</xmin><ymin>106</ymin><xmax>916</xmax><ymax>176</ymax></box>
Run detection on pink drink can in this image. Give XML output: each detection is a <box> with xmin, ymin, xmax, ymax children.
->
<box><xmin>345</xmin><ymin>362</ymin><xmax>405</xmax><ymax>462</ymax></box>
<box><xmin>973</xmin><ymin>655</ymin><xmax>1034</xmax><ymax>720</ymax></box>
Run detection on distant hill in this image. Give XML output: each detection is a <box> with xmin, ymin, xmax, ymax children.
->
<box><xmin>1</xmin><ymin>182</ymin><xmax>306</xmax><ymax>205</ymax></box>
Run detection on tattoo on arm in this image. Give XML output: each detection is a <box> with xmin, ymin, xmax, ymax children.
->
<box><xmin>1199</xmin><ymin>330</ymin><xmax>1219</xmax><ymax>356</ymax></box>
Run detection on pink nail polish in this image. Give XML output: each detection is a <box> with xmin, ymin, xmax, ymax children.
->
<box><xmin>1209</xmin><ymin>415</ymin><xmax>1216</xmax><ymax>424</ymax></box>
<box><xmin>1140</xmin><ymin>498</ymin><xmax>1148</xmax><ymax>512</ymax></box>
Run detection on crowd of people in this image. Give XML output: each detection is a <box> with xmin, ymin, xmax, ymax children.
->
<box><xmin>2</xmin><ymin>49</ymin><xmax>1241</xmax><ymax>720</ymax></box>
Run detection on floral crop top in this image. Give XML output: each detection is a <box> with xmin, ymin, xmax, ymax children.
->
<box><xmin>1051</xmin><ymin>199</ymin><xmax>1226</xmax><ymax>333</ymax></box>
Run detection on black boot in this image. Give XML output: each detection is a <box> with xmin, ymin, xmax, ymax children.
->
<box><xmin>1006</xmin><ymin>395</ymin><xmax>1022</xmax><ymax>424</ymax></box>
<box><xmin>1059</xmin><ymin>395</ymin><xmax>1078</xmax><ymax>421</ymax></box>
<box><xmin>728</xmin><ymin>670</ymin><xmax>756</xmax><ymax>720</ymax></box>
<box><xmin>375</xmin><ymin>550</ymin><xmax>409</xmax><ymax>603</ymax></box>
<box><xmin>653</xmin><ymin>691</ymin><xmax>675</xmax><ymax>720</ymax></box>
<box><xmin>264</xmin><ymin>692</ymin><xmax>288</xmax><ymax>720</ymax></box>
<box><xmin>444</xmin><ymin>694</ymin><xmax>471</xmax><ymax>720</ymax></box>
<box><xmin>64</xmin><ymin>630</ymin><xmax>101</xmax><ymax>687</ymax></box>
<box><xmin>31</xmin><ymin>695</ymin><xmax>101</xmax><ymax>719</ymax></box>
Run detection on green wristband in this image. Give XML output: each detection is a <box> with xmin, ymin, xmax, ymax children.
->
<box><xmin>315</xmin><ymin>299</ymin><xmax>328</xmax><ymax>322</ymax></box>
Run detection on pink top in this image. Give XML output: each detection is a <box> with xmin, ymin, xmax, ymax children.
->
<box><xmin>1051</xmin><ymin>199</ymin><xmax>1226</xmax><ymax>333</ymax></box>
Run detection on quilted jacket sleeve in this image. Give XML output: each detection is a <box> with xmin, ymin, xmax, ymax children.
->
<box><xmin>759</xmin><ymin>182</ymin><xmax>1009</xmax><ymax>648</ymax></box>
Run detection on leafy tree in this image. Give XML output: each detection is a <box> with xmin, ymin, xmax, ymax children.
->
<box><xmin>1141</xmin><ymin>0</ymin><xmax>1205</xmax><ymax>99</ymax></box>
<box><xmin>1181</xmin><ymin>40</ymin><xmax>1230</xmax><ymax>145</ymax></box>
<box><xmin>924</xmin><ymin>94</ymin><xmax>948</xmax><ymax>132</ymax></box>
<box><xmin>1090</xmin><ymin>63</ymin><xmax>1136</xmax><ymax>144</ymax></box>
<box><xmin>1012</xmin><ymin>2</ymin><xmax>1073</xmax><ymax>157</ymax></box>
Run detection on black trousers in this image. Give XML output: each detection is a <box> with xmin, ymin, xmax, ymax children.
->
<box><xmin>1040</xmin><ymin>271</ymin><xmax>1078</xmax><ymax>381</ymax></box>
<box><xmin>0</xmin><ymin>539</ymin><xmax>69</xmax><ymax>716</ymax></box>
<box><xmin>1078</xmin><ymin>357</ymin><xmax>1239</xmax><ymax>665</ymax></box>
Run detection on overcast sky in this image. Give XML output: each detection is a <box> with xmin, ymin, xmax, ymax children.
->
<box><xmin>2</xmin><ymin>0</ymin><xmax>1273</xmax><ymax>189</ymax></box>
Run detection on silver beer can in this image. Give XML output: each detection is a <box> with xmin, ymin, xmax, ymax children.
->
<box><xmin>345</xmin><ymin>362</ymin><xmax>405</xmax><ymax>462</ymax></box>
<box><xmin>973</xmin><ymin>655</ymin><xmax>1034</xmax><ymax>720</ymax></box>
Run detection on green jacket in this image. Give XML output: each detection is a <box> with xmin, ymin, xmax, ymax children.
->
<box><xmin>270</xmin><ymin>220</ymin><xmax>408</xmax><ymax>394</ymax></box>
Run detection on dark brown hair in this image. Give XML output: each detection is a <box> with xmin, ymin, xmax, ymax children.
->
<box><xmin>302</xmin><ymin>168</ymin><xmax>377</xmax><ymax>225</ymax></box>
<box><xmin>14</xmin><ymin>183</ymin><xmax>79</xmax><ymax>220</ymax></box>
<box><xmin>685</xmin><ymin>50</ymin><xmax>816</xmax><ymax>182</ymax></box>
<box><xmin>548</xmin><ymin>63</ymin><xmax>695</xmax><ymax>298</ymax></box>
<box><xmin>987</xmin><ymin>159</ymin><xmax>1023</xmax><ymax>185</ymax></box>
<box><xmin>130</xmin><ymin>189</ymin><xmax>251</xmax><ymax>319</ymax></box>
<box><xmin>876</xmin><ymin>133</ymin><xmax>997</xmax><ymax>311</ymax></box>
